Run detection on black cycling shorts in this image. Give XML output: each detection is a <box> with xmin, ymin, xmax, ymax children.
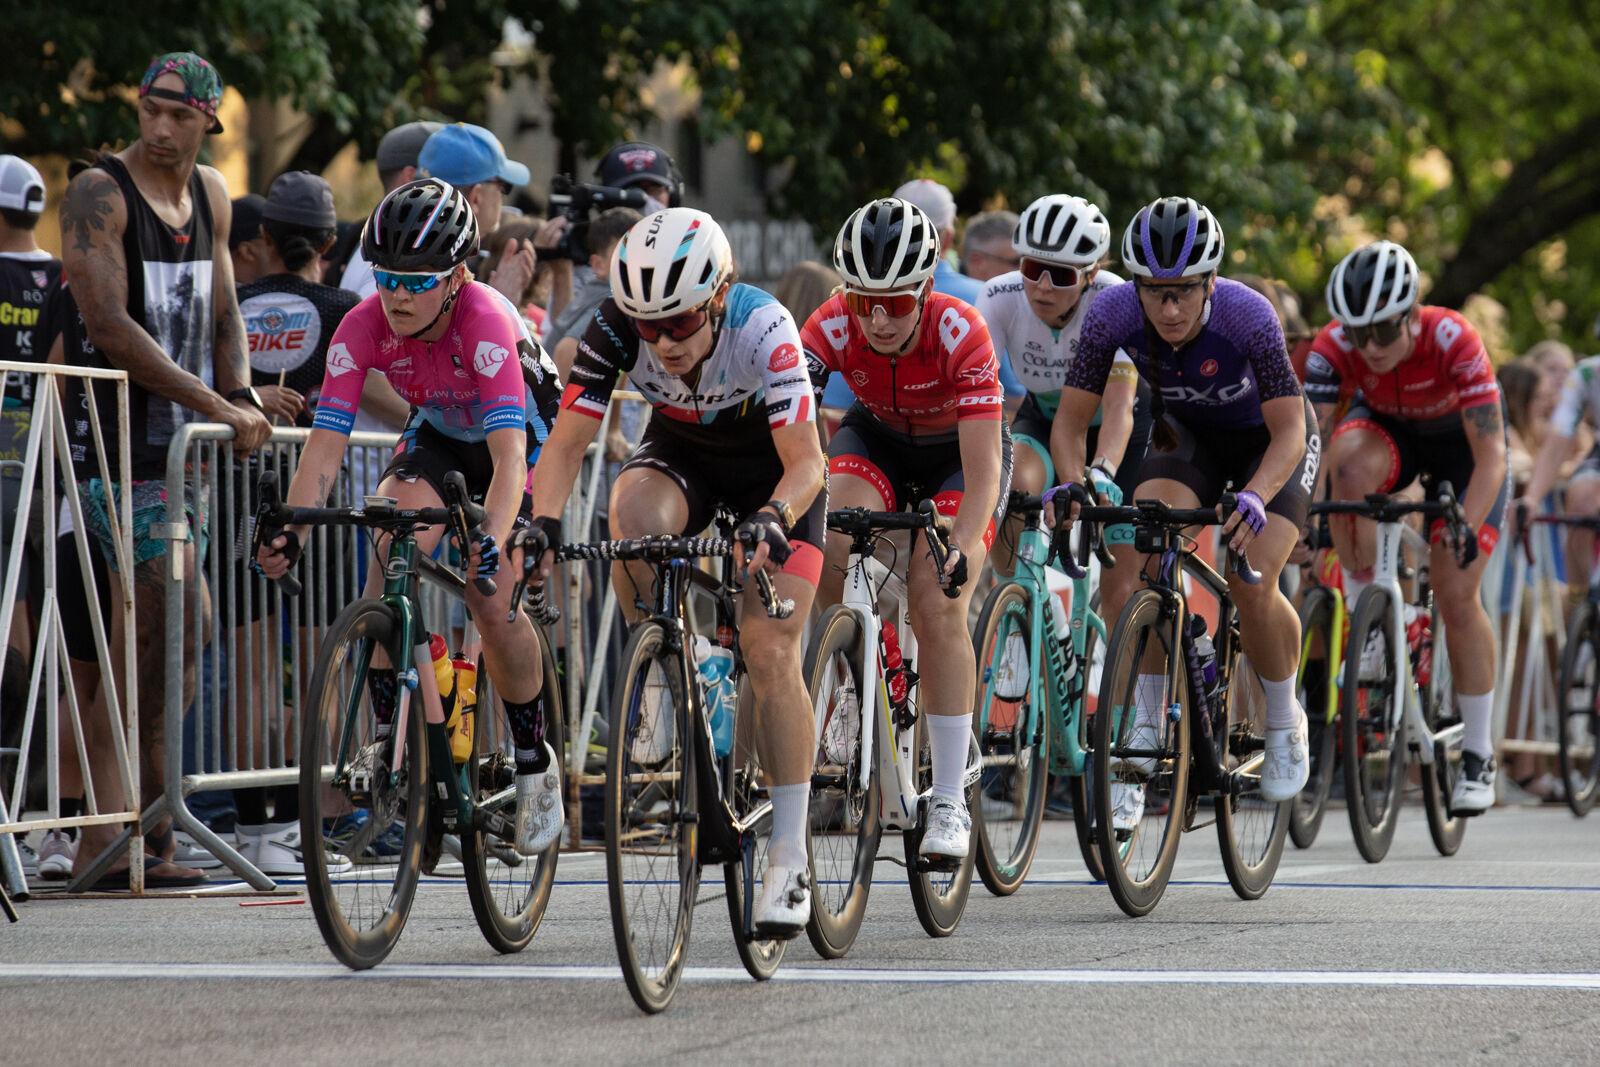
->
<box><xmin>384</xmin><ymin>418</ymin><xmax>536</xmax><ymax>528</ymax></box>
<box><xmin>826</xmin><ymin>404</ymin><xmax>1014</xmax><ymax>549</ymax></box>
<box><xmin>1010</xmin><ymin>393</ymin><xmax>1152</xmax><ymax>501</ymax></box>
<box><xmin>620</xmin><ymin>418</ymin><xmax>827</xmax><ymax>585</ymax></box>
<box><xmin>1137</xmin><ymin>396</ymin><xmax>1320</xmax><ymax>530</ymax></box>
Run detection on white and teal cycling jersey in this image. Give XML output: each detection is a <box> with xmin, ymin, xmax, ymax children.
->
<box><xmin>1552</xmin><ymin>355</ymin><xmax>1600</xmax><ymax>438</ymax></box>
<box><xmin>975</xmin><ymin>267</ymin><xmax>1133</xmax><ymax>418</ymax></box>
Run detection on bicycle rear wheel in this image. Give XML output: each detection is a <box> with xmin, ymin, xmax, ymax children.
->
<box><xmin>1092</xmin><ymin>589</ymin><xmax>1189</xmax><ymax>918</ymax></box>
<box><xmin>905</xmin><ymin>716</ymin><xmax>977</xmax><ymax>938</ymax></box>
<box><xmin>1070</xmin><ymin>614</ymin><xmax>1112</xmax><ymax>881</ymax></box>
<box><xmin>1214</xmin><ymin>659</ymin><xmax>1290</xmax><ymax>899</ymax></box>
<box><xmin>606</xmin><ymin>620</ymin><xmax>698</xmax><ymax>1014</ymax></box>
<box><xmin>1342</xmin><ymin>587</ymin><xmax>1406</xmax><ymax>863</ymax></box>
<box><xmin>461</xmin><ymin>629</ymin><xmax>564</xmax><ymax>953</ymax></box>
<box><xmin>1558</xmin><ymin>603</ymin><xmax>1600</xmax><ymax>816</ymax></box>
<box><xmin>299</xmin><ymin>598</ymin><xmax>427</xmax><ymax>970</ymax></box>
<box><xmin>971</xmin><ymin>581</ymin><xmax>1049</xmax><ymax>895</ymax></box>
<box><xmin>1419</xmin><ymin>638</ymin><xmax>1467</xmax><ymax>856</ymax></box>
<box><xmin>724</xmin><ymin>683</ymin><xmax>788</xmax><ymax>981</ymax></box>
<box><xmin>802</xmin><ymin>604</ymin><xmax>881</xmax><ymax>959</ymax></box>
<box><xmin>1290</xmin><ymin>585</ymin><xmax>1339</xmax><ymax>849</ymax></box>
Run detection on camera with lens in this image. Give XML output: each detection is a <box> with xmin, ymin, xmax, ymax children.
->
<box><xmin>538</xmin><ymin>175</ymin><xmax>649</xmax><ymax>264</ymax></box>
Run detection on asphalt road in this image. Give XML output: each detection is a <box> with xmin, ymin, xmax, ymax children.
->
<box><xmin>3</xmin><ymin>805</ymin><xmax>1598</xmax><ymax>1065</ymax></box>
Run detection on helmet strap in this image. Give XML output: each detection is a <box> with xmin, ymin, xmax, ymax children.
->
<box><xmin>403</xmin><ymin>275</ymin><xmax>463</xmax><ymax>340</ymax></box>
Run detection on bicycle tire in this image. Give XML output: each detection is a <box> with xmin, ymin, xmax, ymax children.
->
<box><xmin>299</xmin><ymin>598</ymin><xmax>427</xmax><ymax>970</ymax></box>
<box><xmin>1092</xmin><ymin>588</ymin><xmax>1189</xmax><ymax>918</ymax></box>
<box><xmin>802</xmin><ymin>604</ymin><xmax>881</xmax><ymax>960</ymax></box>
<box><xmin>1558</xmin><ymin>603</ymin><xmax>1600</xmax><ymax>817</ymax></box>
<box><xmin>605</xmin><ymin>620</ymin><xmax>698</xmax><ymax>1014</ymax></box>
<box><xmin>971</xmin><ymin>581</ymin><xmax>1049</xmax><ymax>896</ymax></box>
<box><xmin>1342</xmin><ymin>586</ymin><xmax>1405</xmax><ymax>863</ymax></box>
<box><xmin>905</xmin><ymin>713</ymin><xmax>977</xmax><ymax>938</ymax></box>
<box><xmin>1290</xmin><ymin>586</ymin><xmax>1340</xmax><ymax>849</ymax></box>
<box><xmin>1214</xmin><ymin>658</ymin><xmax>1290</xmax><ymax>899</ymax></box>
<box><xmin>461</xmin><ymin>627</ymin><xmax>564</xmax><ymax>953</ymax></box>
<box><xmin>1071</xmin><ymin>615</ymin><xmax>1110</xmax><ymax>882</ymax></box>
<box><xmin>724</xmin><ymin>680</ymin><xmax>789</xmax><ymax>981</ymax></box>
<box><xmin>1419</xmin><ymin>628</ymin><xmax>1467</xmax><ymax>856</ymax></box>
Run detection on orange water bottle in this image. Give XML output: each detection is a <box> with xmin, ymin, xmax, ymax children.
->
<box><xmin>451</xmin><ymin>656</ymin><xmax>477</xmax><ymax>762</ymax></box>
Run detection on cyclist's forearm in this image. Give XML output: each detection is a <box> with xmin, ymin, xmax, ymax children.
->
<box><xmin>527</xmin><ymin>418</ymin><xmax>596</xmax><ymax>522</ymax></box>
<box><xmin>1242</xmin><ymin>397</ymin><xmax>1307</xmax><ymax>503</ymax></box>
<box><xmin>283</xmin><ymin>428</ymin><xmax>349</xmax><ymax>541</ymax></box>
<box><xmin>1093</xmin><ymin>379</ymin><xmax>1137</xmax><ymax>472</ymax></box>
<box><xmin>1523</xmin><ymin>430</ymin><xmax>1570</xmax><ymax>505</ymax></box>
<box><xmin>953</xmin><ymin>419</ymin><xmax>1002</xmax><ymax>551</ymax></box>
<box><xmin>483</xmin><ymin>462</ymin><xmax>527</xmax><ymax>549</ymax></box>
<box><xmin>1463</xmin><ymin>426</ymin><xmax>1508</xmax><ymax>533</ymax></box>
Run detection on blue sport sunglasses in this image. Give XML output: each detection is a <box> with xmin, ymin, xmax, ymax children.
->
<box><xmin>372</xmin><ymin>268</ymin><xmax>449</xmax><ymax>294</ymax></box>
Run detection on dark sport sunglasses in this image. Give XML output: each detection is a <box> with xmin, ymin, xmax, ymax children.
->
<box><xmin>1020</xmin><ymin>257</ymin><xmax>1085</xmax><ymax>288</ymax></box>
<box><xmin>633</xmin><ymin>308</ymin><xmax>710</xmax><ymax>344</ymax></box>
<box><xmin>372</xmin><ymin>268</ymin><xmax>450</xmax><ymax>294</ymax></box>
<box><xmin>843</xmin><ymin>288</ymin><xmax>922</xmax><ymax>318</ymax></box>
<box><xmin>1134</xmin><ymin>276</ymin><xmax>1209</xmax><ymax>307</ymax></box>
<box><xmin>1346</xmin><ymin>313</ymin><xmax>1408</xmax><ymax>348</ymax></box>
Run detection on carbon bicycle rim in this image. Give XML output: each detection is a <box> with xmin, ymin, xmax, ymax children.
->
<box><xmin>606</xmin><ymin>620</ymin><xmax>698</xmax><ymax>1014</ymax></box>
<box><xmin>299</xmin><ymin>598</ymin><xmax>427</xmax><ymax>970</ymax></box>
<box><xmin>905</xmin><ymin>714</ymin><xmax>977</xmax><ymax>938</ymax></box>
<box><xmin>1558</xmin><ymin>604</ymin><xmax>1600</xmax><ymax>816</ymax></box>
<box><xmin>724</xmin><ymin>683</ymin><xmax>787</xmax><ymax>981</ymax></box>
<box><xmin>1214</xmin><ymin>658</ymin><xmax>1290</xmax><ymax>899</ymax></box>
<box><xmin>462</xmin><ymin>631</ymin><xmax>563</xmax><ymax>953</ymax></box>
<box><xmin>971</xmin><ymin>581</ymin><xmax>1049</xmax><ymax>895</ymax></box>
<box><xmin>802</xmin><ymin>604</ymin><xmax>881</xmax><ymax>960</ymax></box>
<box><xmin>1342</xmin><ymin>587</ymin><xmax>1405</xmax><ymax>863</ymax></box>
<box><xmin>1290</xmin><ymin>586</ymin><xmax>1339</xmax><ymax>849</ymax></box>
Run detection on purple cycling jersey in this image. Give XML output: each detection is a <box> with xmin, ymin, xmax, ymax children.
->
<box><xmin>1063</xmin><ymin>277</ymin><xmax>1301</xmax><ymax>430</ymax></box>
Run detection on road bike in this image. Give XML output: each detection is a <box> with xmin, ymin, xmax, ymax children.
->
<box><xmin>803</xmin><ymin>501</ymin><xmax>982</xmax><ymax>957</ymax></box>
<box><xmin>1290</xmin><ymin>512</ymin><xmax>1348</xmax><ymax>849</ymax></box>
<box><xmin>254</xmin><ymin>470</ymin><xmax>563</xmax><ymax>969</ymax></box>
<box><xmin>1526</xmin><ymin>512</ymin><xmax>1600</xmax><ymax>816</ymax></box>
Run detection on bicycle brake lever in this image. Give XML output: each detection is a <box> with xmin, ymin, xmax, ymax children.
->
<box><xmin>1231</xmin><ymin>548</ymin><xmax>1262</xmax><ymax>585</ymax></box>
<box><xmin>754</xmin><ymin>569</ymin><xmax>794</xmax><ymax>619</ymax></box>
<box><xmin>252</xmin><ymin>469</ymin><xmax>302</xmax><ymax>597</ymax></box>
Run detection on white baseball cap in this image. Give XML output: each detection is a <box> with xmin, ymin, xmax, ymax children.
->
<box><xmin>892</xmin><ymin>178</ymin><xmax>956</xmax><ymax>232</ymax></box>
<box><xmin>0</xmin><ymin>156</ymin><xmax>45</xmax><ymax>215</ymax></box>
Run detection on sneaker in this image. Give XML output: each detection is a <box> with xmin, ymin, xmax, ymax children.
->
<box><xmin>514</xmin><ymin>744</ymin><xmax>563</xmax><ymax>856</ymax></box>
<box><xmin>257</xmin><ymin>821</ymin><xmax>353</xmax><ymax>875</ymax></box>
<box><xmin>1452</xmin><ymin>751</ymin><xmax>1496</xmax><ymax>813</ymax></box>
<box><xmin>1261</xmin><ymin>704</ymin><xmax>1311</xmax><ymax>802</ymax></box>
<box><xmin>170</xmin><ymin>838</ymin><xmax>224</xmax><ymax>870</ymax></box>
<box><xmin>15</xmin><ymin>838</ymin><xmax>38</xmax><ymax>877</ymax></box>
<box><xmin>1110</xmin><ymin>781</ymin><xmax>1146</xmax><ymax>831</ymax></box>
<box><xmin>36</xmin><ymin>830</ymin><xmax>76</xmax><ymax>881</ymax></box>
<box><xmin>1116</xmin><ymin>712</ymin><xmax>1164</xmax><ymax>776</ymax></box>
<box><xmin>919</xmin><ymin>794</ymin><xmax>971</xmax><ymax>862</ymax></box>
<box><xmin>1359</xmin><ymin>627</ymin><xmax>1388</xmax><ymax>682</ymax></box>
<box><xmin>993</xmin><ymin>631</ymin><xmax>1030</xmax><ymax>700</ymax></box>
<box><xmin>629</xmin><ymin>661</ymin><xmax>675</xmax><ymax>766</ymax></box>
<box><xmin>821</xmin><ymin>682</ymin><xmax>861</xmax><ymax>765</ymax></box>
<box><xmin>753</xmin><ymin>864</ymin><xmax>810</xmax><ymax>936</ymax></box>
<box><xmin>324</xmin><ymin>812</ymin><xmax>404</xmax><ymax>861</ymax></box>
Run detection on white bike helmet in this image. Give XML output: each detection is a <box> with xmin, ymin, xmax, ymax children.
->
<box><xmin>833</xmin><ymin>197</ymin><xmax>941</xmax><ymax>291</ymax></box>
<box><xmin>1120</xmin><ymin>196</ymin><xmax>1225</xmax><ymax>279</ymax></box>
<box><xmin>1013</xmin><ymin>194</ymin><xmax>1110</xmax><ymax>266</ymax></box>
<box><xmin>1326</xmin><ymin>240</ymin><xmax>1420</xmax><ymax>327</ymax></box>
<box><xmin>610</xmin><ymin>208</ymin><xmax>734</xmax><ymax>318</ymax></box>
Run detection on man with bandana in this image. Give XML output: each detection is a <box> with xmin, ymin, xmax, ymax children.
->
<box><xmin>57</xmin><ymin>50</ymin><xmax>270</xmax><ymax>888</ymax></box>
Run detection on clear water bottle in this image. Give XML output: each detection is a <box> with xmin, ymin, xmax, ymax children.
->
<box><xmin>1186</xmin><ymin>613</ymin><xmax>1218</xmax><ymax>697</ymax></box>
<box><xmin>692</xmin><ymin>635</ymin><xmax>737</xmax><ymax>757</ymax></box>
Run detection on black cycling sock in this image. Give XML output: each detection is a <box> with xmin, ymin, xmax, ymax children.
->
<box><xmin>235</xmin><ymin>788</ymin><xmax>269</xmax><ymax>826</ymax></box>
<box><xmin>368</xmin><ymin>668</ymin><xmax>398</xmax><ymax>736</ymax></box>
<box><xmin>505</xmin><ymin>694</ymin><xmax>548</xmax><ymax>774</ymax></box>
<box><xmin>272</xmin><ymin>784</ymin><xmax>299</xmax><ymax>824</ymax></box>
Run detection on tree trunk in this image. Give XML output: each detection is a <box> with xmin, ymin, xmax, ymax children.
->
<box><xmin>277</xmin><ymin>117</ymin><xmax>357</xmax><ymax>187</ymax></box>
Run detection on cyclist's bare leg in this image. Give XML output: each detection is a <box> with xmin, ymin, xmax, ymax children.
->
<box><xmin>741</xmin><ymin>573</ymin><xmax>818</xmax><ymax>789</ymax></box>
<box><xmin>1431</xmin><ymin>532</ymin><xmax>1497</xmax><ymax>754</ymax></box>
<box><xmin>607</xmin><ymin>466</ymin><xmax>690</xmax><ymax>624</ymax></box>
<box><xmin>362</xmin><ymin>476</ymin><xmax>450</xmax><ymax>724</ymax></box>
<box><xmin>905</xmin><ymin>530</ymin><xmax>987</xmax><ymax>716</ymax></box>
<box><xmin>1326</xmin><ymin>427</ymin><xmax>1392</xmax><ymax>573</ymax></box>
<box><xmin>1225</xmin><ymin>514</ymin><xmax>1301</xmax><ymax>684</ymax></box>
<box><xmin>816</xmin><ymin>472</ymin><xmax>886</xmax><ymax>610</ymax></box>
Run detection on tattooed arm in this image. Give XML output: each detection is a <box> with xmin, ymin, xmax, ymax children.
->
<box><xmin>1460</xmin><ymin>401</ymin><xmax>1509</xmax><ymax>531</ymax></box>
<box><xmin>60</xmin><ymin>166</ymin><xmax>232</xmax><ymax>418</ymax></box>
<box><xmin>203</xmin><ymin>166</ymin><xmax>270</xmax><ymax>451</ymax></box>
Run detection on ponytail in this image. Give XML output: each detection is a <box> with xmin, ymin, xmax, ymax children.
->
<box><xmin>1142</xmin><ymin>317</ymin><xmax>1179</xmax><ymax>452</ymax></box>
<box><xmin>262</xmin><ymin>218</ymin><xmax>335</xmax><ymax>274</ymax></box>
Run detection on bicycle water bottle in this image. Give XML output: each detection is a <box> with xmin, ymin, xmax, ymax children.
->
<box><xmin>692</xmin><ymin>635</ymin><xmax>737</xmax><ymax>757</ymax></box>
<box><xmin>1043</xmin><ymin>566</ymin><xmax>1074</xmax><ymax>642</ymax></box>
<box><xmin>450</xmin><ymin>655</ymin><xmax>477</xmax><ymax>763</ymax></box>
<box><xmin>1186</xmin><ymin>613</ymin><xmax>1218</xmax><ymax>702</ymax></box>
<box><xmin>428</xmin><ymin>633</ymin><xmax>458</xmax><ymax>719</ymax></box>
<box><xmin>881</xmin><ymin>621</ymin><xmax>910</xmax><ymax>714</ymax></box>
<box><xmin>1405</xmin><ymin>604</ymin><xmax>1433</xmax><ymax>687</ymax></box>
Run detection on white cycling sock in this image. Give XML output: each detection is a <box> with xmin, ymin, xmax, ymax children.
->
<box><xmin>766</xmin><ymin>783</ymin><xmax>810</xmax><ymax>870</ymax></box>
<box><xmin>1341</xmin><ymin>567</ymin><xmax>1371</xmax><ymax>611</ymax></box>
<box><xmin>1135</xmin><ymin>673</ymin><xmax>1167</xmax><ymax>727</ymax></box>
<box><xmin>928</xmin><ymin>713</ymin><xmax>974</xmax><ymax>802</ymax></box>
<box><xmin>1458</xmin><ymin>690</ymin><xmax>1495</xmax><ymax>760</ymax></box>
<box><xmin>1260</xmin><ymin>672</ymin><xmax>1301</xmax><ymax>730</ymax></box>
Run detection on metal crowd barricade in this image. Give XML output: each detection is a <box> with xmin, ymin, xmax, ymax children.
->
<box><xmin>1487</xmin><ymin>503</ymin><xmax>1567</xmax><ymax>776</ymax></box>
<box><xmin>0</xmin><ymin>363</ymin><xmax>140</xmax><ymax>896</ymax></box>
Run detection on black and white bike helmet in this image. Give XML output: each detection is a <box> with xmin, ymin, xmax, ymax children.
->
<box><xmin>1325</xmin><ymin>241</ymin><xmax>1420</xmax><ymax>326</ymax></box>
<box><xmin>1013</xmin><ymin>194</ymin><xmax>1110</xmax><ymax>266</ymax></box>
<box><xmin>1120</xmin><ymin>196</ymin><xmax>1224</xmax><ymax>279</ymax></box>
<box><xmin>833</xmin><ymin>197</ymin><xmax>941</xmax><ymax>291</ymax></box>
<box><xmin>361</xmin><ymin>177</ymin><xmax>478</xmax><ymax>273</ymax></box>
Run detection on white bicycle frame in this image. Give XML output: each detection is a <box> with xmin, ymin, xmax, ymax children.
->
<box><xmin>1370</xmin><ymin>516</ymin><xmax>1463</xmax><ymax>764</ymax></box>
<box><xmin>832</xmin><ymin>543</ymin><xmax>981</xmax><ymax>833</ymax></box>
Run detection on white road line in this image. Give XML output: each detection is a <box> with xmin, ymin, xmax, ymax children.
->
<box><xmin>4</xmin><ymin>962</ymin><xmax>1600</xmax><ymax>990</ymax></box>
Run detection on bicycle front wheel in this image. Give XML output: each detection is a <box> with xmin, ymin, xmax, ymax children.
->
<box><xmin>724</xmin><ymin>683</ymin><xmax>787</xmax><ymax>981</ymax></box>
<box><xmin>802</xmin><ymin>604</ymin><xmax>881</xmax><ymax>959</ymax></box>
<box><xmin>1342</xmin><ymin>587</ymin><xmax>1406</xmax><ymax>863</ymax></box>
<box><xmin>1214</xmin><ymin>659</ymin><xmax>1290</xmax><ymax>899</ymax></box>
<box><xmin>1290</xmin><ymin>585</ymin><xmax>1339</xmax><ymax>849</ymax></box>
<box><xmin>971</xmin><ymin>581</ymin><xmax>1049</xmax><ymax>896</ymax></box>
<box><xmin>906</xmin><ymin>715</ymin><xmax>977</xmax><ymax>938</ymax></box>
<box><xmin>299</xmin><ymin>598</ymin><xmax>427</xmax><ymax>970</ymax></box>
<box><xmin>461</xmin><ymin>628</ymin><xmax>564</xmax><ymax>953</ymax></box>
<box><xmin>1092</xmin><ymin>588</ymin><xmax>1189</xmax><ymax>918</ymax></box>
<box><xmin>606</xmin><ymin>620</ymin><xmax>698</xmax><ymax>1014</ymax></box>
<box><xmin>1558</xmin><ymin>603</ymin><xmax>1600</xmax><ymax>816</ymax></box>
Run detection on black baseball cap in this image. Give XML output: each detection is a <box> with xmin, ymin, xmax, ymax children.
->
<box><xmin>376</xmin><ymin>120</ymin><xmax>444</xmax><ymax>173</ymax></box>
<box><xmin>262</xmin><ymin>170</ymin><xmax>337</xmax><ymax>228</ymax></box>
<box><xmin>229</xmin><ymin>194</ymin><xmax>265</xmax><ymax>251</ymax></box>
<box><xmin>595</xmin><ymin>141</ymin><xmax>681</xmax><ymax>204</ymax></box>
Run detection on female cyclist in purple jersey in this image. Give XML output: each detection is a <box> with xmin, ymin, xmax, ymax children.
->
<box><xmin>1048</xmin><ymin>196</ymin><xmax>1317</xmax><ymax>810</ymax></box>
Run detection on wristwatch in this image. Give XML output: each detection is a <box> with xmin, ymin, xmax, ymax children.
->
<box><xmin>227</xmin><ymin>386</ymin><xmax>265</xmax><ymax>413</ymax></box>
<box><xmin>764</xmin><ymin>498</ymin><xmax>796</xmax><ymax>533</ymax></box>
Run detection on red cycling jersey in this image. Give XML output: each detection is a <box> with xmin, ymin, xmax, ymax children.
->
<box><xmin>799</xmin><ymin>291</ymin><xmax>1003</xmax><ymax>441</ymax></box>
<box><xmin>1303</xmin><ymin>305</ymin><xmax>1500</xmax><ymax>434</ymax></box>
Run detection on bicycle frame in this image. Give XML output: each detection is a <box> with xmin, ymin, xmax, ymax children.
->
<box><xmin>1370</xmin><ymin>517</ymin><xmax>1461</xmax><ymax>765</ymax></box>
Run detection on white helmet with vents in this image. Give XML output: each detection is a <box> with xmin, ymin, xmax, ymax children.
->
<box><xmin>833</xmin><ymin>197</ymin><xmax>941</xmax><ymax>291</ymax></box>
<box><xmin>1326</xmin><ymin>241</ymin><xmax>1420</xmax><ymax>327</ymax></box>
<box><xmin>1013</xmin><ymin>194</ymin><xmax>1110</xmax><ymax>266</ymax></box>
<box><xmin>610</xmin><ymin>208</ymin><xmax>734</xmax><ymax>318</ymax></box>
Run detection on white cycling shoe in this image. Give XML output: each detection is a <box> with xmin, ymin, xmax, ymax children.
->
<box><xmin>1451</xmin><ymin>751</ymin><xmax>1496</xmax><ymax>814</ymax></box>
<box><xmin>514</xmin><ymin>744</ymin><xmax>563</xmax><ymax>856</ymax></box>
<box><xmin>919</xmin><ymin>795</ymin><xmax>971</xmax><ymax>863</ymax></box>
<box><xmin>1117</xmin><ymin>717</ymin><xmax>1165</xmax><ymax>776</ymax></box>
<box><xmin>1260</xmin><ymin>704</ymin><xmax>1310</xmax><ymax>802</ymax></box>
<box><xmin>754</xmin><ymin>864</ymin><xmax>811</xmax><ymax>936</ymax></box>
<box><xmin>1110</xmin><ymin>781</ymin><xmax>1146</xmax><ymax>832</ymax></box>
<box><xmin>993</xmin><ymin>632</ymin><xmax>1030</xmax><ymax>700</ymax></box>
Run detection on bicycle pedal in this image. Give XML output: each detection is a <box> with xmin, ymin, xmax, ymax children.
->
<box><xmin>751</xmin><ymin>922</ymin><xmax>804</xmax><ymax>942</ymax></box>
<box><xmin>915</xmin><ymin>853</ymin><xmax>962</xmax><ymax>874</ymax></box>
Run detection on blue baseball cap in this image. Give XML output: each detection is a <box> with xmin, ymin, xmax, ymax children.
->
<box><xmin>418</xmin><ymin>123</ymin><xmax>529</xmax><ymax>189</ymax></box>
